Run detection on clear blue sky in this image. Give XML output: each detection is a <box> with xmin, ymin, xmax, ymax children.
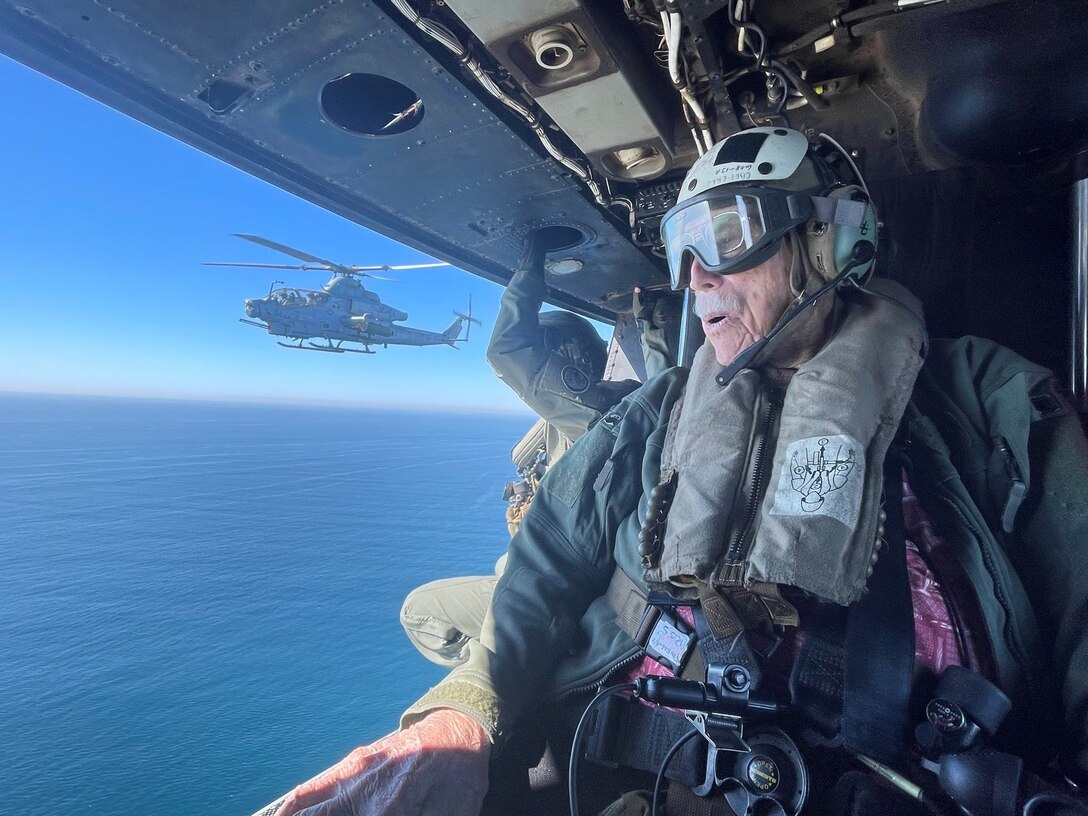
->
<box><xmin>0</xmin><ymin>55</ymin><xmax>561</xmax><ymax>413</ymax></box>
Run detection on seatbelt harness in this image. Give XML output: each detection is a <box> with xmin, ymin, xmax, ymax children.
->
<box><xmin>842</xmin><ymin>444</ymin><xmax>915</xmax><ymax>765</ymax></box>
<box><xmin>599</xmin><ymin>449</ymin><xmax>918</xmax><ymax>779</ymax></box>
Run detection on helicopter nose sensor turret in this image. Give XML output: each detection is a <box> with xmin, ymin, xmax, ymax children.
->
<box><xmin>244</xmin><ymin>299</ymin><xmax>261</xmax><ymax>318</ymax></box>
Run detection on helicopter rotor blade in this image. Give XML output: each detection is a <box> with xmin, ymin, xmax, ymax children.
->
<box><xmin>232</xmin><ymin>233</ymin><xmax>351</xmax><ymax>273</ymax></box>
<box><xmin>387</xmin><ymin>262</ymin><xmax>450</xmax><ymax>271</ymax></box>
<box><xmin>224</xmin><ymin>235</ymin><xmax>449</xmax><ymax>277</ymax></box>
<box><xmin>203</xmin><ymin>261</ymin><xmax>322</xmax><ymax>270</ymax></box>
<box><xmin>344</xmin><ymin>262</ymin><xmax>450</xmax><ymax>272</ymax></box>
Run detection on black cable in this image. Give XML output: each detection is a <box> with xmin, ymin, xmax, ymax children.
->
<box><xmin>716</xmin><ymin>245</ymin><xmax>872</xmax><ymax>386</ymax></box>
<box><xmin>767</xmin><ymin>58</ymin><xmax>828</xmax><ymax>110</ymax></box>
<box><xmin>725</xmin><ymin>2</ymin><xmax>826</xmax><ymax>113</ymax></box>
<box><xmin>651</xmin><ymin>728</ymin><xmax>700</xmax><ymax>816</ymax></box>
<box><xmin>749</xmin><ymin>65</ymin><xmax>789</xmax><ymax>115</ymax></box>
<box><xmin>568</xmin><ymin>683</ymin><xmax>638</xmax><ymax>816</ymax></box>
<box><xmin>727</xmin><ymin>0</ymin><xmax>767</xmax><ymax>69</ymax></box>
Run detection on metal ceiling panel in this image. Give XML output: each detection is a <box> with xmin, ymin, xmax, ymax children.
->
<box><xmin>0</xmin><ymin>0</ymin><xmax>667</xmax><ymax>320</ymax></box>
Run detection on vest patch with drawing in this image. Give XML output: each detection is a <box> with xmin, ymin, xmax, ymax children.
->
<box><xmin>770</xmin><ymin>434</ymin><xmax>863</xmax><ymax>527</ymax></box>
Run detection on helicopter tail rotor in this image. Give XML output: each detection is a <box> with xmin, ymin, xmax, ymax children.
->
<box><xmin>448</xmin><ymin>295</ymin><xmax>482</xmax><ymax>343</ymax></box>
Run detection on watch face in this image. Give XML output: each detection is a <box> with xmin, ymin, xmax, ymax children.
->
<box><xmin>927</xmin><ymin>698</ymin><xmax>966</xmax><ymax>733</ymax></box>
<box><xmin>561</xmin><ymin>364</ymin><xmax>591</xmax><ymax>394</ymax></box>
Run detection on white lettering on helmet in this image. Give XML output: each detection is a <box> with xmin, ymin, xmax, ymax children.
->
<box><xmin>710</xmin><ymin>167</ymin><xmax>754</xmax><ymax>184</ymax></box>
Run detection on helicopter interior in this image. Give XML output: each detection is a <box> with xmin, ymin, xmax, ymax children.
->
<box><xmin>6</xmin><ymin>4</ymin><xmax>1088</xmax><ymax>815</ymax></box>
<box><xmin>1</xmin><ymin>0</ymin><xmax>1086</xmax><ymax>396</ymax></box>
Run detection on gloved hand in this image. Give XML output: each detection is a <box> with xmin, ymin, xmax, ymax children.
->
<box><xmin>274</xmin><ymin>708</ymin><xmax>491</xmax><ymax>816</ymax></box>
<box><xmin>633</xmin><ymin>286</ymin><xmax>657</xmax><ymax>328</ymax></box>
<box><xmin>518</xmin><ymin>230</ymin><xmax>550</xmax><ymax>278</ymax></box>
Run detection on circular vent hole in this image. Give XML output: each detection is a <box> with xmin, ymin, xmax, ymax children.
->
<box><xmin>320</xmin><ymin>73</ymin><xmax>424</xmax><ymax>136</ymax></box>
<box><xmin>535</xmin><ymin>225</ymin><xmax>586</xmax><ymax>253</ymax></box>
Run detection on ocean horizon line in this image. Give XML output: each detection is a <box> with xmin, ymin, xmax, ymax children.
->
<box><xmin>0</xmin><ymin>388</ymin><xmax>536</xmax><ymax>417</ymax></box>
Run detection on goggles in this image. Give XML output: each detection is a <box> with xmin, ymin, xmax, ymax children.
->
<box><xmin>660</xmin><ymin>187</ymin><xmax>813</xmax><ymax>289</ymax></box>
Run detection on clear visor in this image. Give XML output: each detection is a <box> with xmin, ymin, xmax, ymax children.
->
<box><xmin>662</xmin><ymin>194</ymin><xmax>769</xmax><ymax>287</ymax></box>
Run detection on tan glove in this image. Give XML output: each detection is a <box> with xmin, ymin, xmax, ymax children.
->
<box><xmin>506</xmin><ymin>495</ymin><xmax>534</xmax><ymax>536</ymax></box>
<box><xmin>275</xmin><ymin>709</ymin><xmax>490</xmax><ymax>816</ymax></box>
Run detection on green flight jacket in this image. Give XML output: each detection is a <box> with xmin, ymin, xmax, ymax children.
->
<box><xmin>486</xmin><ymin>267</ymin><xmax>669</xmax><ymax>459</ymax></box>
<box><xmin>405</xmin><ymin>336</ymin><xmax>1088</xmax><ymax>759</ymax></box>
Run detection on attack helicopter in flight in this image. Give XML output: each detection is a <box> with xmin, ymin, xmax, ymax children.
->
<box><xmin>205</xmin><ymin>233</ymin><xmax>479</xmax><ymax>354</ymax></box>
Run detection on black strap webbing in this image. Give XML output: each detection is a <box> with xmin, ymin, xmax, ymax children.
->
<box><xmin>585</xmin><ymin>695</ymin><xmax>704</xmax><ymax>787</ymax></box>
<box><xmin>605</xmin><ymin>568</ymin><xmax>764</xmax><ymax>684</ymax></box>
<box><xmin>842</xmin><ymin>445</ymin><xmax>915</xmax><ymax>765</ymax></box>
<box><xmin>691</xmin><ymin>599</ymin><xmax>762</xmax><ymax>689</ymax></box>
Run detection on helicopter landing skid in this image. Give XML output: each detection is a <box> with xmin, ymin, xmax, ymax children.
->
<box><xmin>276</xmin><ymin>340</ymin><xmax>375</xmax><ymax>354</ymax></box>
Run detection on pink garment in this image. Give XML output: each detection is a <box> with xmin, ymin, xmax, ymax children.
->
<box><xmin>902</xmin><ymin>475</ymin><xmax>981</xmax><ymax>675</ymax></box>
<box><xmin>904</xmin><ymin>535</ymin><xmax>963</xmax><ymax>673</ymax></box>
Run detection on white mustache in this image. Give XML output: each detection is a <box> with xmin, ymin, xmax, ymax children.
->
<box><xmin>693</xmin><ymin>291</ymin><xmax>742</xmax><ymax>319</ymax></box>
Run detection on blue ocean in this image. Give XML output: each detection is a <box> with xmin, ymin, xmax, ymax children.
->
<box><xmin>0</xmin><ymin>393</ymin><xmax>531</xmax><ymax>816</ymax></box>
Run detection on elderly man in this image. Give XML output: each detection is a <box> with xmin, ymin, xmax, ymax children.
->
<box><xmin>275</xmin><ymin>127</ymin><xmax>1088</xmax><ymax>816</ymax></box>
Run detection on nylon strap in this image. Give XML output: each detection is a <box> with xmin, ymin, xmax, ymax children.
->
<box><xmin>842</xmin><ymin>445</ymin><xmax>914</xmax><ymax>764</ymax></box>
<box><xmin>607</xmin><ymin>567</ymin><xmax>649</xmax><ymax>639</ymax></box>
<box><xmin>811</xmin><ymin>195</ymin><xmax>868</xmax><ymax>228</ymax></box>
<box><xmin>787</xmin><ymin>604</ymin><xmax>848</xmax><ymax>746</ymax></box>
<box><xmin>605</xmin><ymin>569</ymin><xmax>766</xmax><ymax>682</ymax></box>
<box><xmin>665</xmin><ymin>784</ymin><xmax>737</xmax><ymax>816</ymax></box>
<box><xmin>585</xmin><ymin>695</ymin><xmax>704</xmax><ymax>787</ymax></box>
<box><xmin>692</xmin><ymin>586</ymin><xmax>762</xmax><ymax>689</ymax></box>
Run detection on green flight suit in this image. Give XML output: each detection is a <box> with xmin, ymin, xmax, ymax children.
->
<box><xmin>400</xmin><ymin>267</ymin><xmax>670</xmax><ymax>667</ymax></box>
<box><xmin>486</xmin><ymin>265</ymin><xmax>665</xmax><ymax>463</ymax></box>
<box><xmin>402</xmin><ymin>336</ymin><xmax>1088</xmax><ymax>787</ymax></box>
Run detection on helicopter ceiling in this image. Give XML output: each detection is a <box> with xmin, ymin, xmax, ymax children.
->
<box><xmin>203</xmin><ymin>233</ymin><xmax>450</xmax><ymax>280</ymax></box>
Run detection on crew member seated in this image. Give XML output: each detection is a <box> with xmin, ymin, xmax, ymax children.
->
<box><xmin>276</xmin><ymin>127</ymin><xmax>1088</xmax><ymax>816</ymax></box>
<box><xmin>398</xmin><ymin>232</ymin><xmax>672</xmax><ymax>668</ymax></box>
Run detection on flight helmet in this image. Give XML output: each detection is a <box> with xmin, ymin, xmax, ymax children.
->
<box><xmin>661</xmin><ymin>127</ymin><xmax>878</xmax><ymax>291</ymax></box>
<box><xmin>539</xmin><ymin>310</ymin><xmax>608</xmax><ymax>387</ymax></box>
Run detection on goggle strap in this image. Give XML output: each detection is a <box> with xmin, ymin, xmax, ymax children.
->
<box><xmin>785</xmin><ymin>193</ymin><xmax>813</xmax><ymax>221</ymax></box>
<box><xmin>811</xmin><ymin>196</ymin><xmax>868</xmax><ymax>228</ymax></box>
<box><xmin>759</xmin><ymin>193</ymin><xmax>791</xmax><ymax>227</ymax></box>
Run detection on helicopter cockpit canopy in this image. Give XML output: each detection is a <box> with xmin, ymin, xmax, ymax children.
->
<box><xmin>269</xmin><ymin>289</ymin><xmax>304</xmax><ymax>306</ymax></box>
<box><xmin>269</xmin><ymin>288</ymin><xmax>328</xmax><ymax>307</ymax></box>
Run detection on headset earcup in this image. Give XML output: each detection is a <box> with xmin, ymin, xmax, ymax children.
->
<box><xmin>804</xmin><ymin>185</ymin><xmax>878</xmax><ymax>284</ymax></box>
